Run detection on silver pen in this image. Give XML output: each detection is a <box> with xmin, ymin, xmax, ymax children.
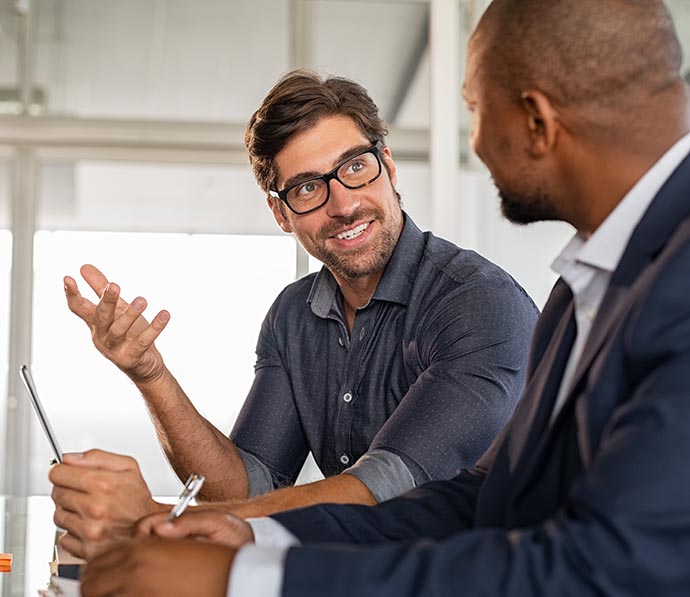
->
<box><xmin>168</xmin><ymin>473</ymin><xmax>205</xmax><ymax>521</ymax></box>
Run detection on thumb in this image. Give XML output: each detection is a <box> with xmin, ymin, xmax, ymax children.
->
<box><xmin>134</xmin><ymin>511</ymin><xmax>174</xmax><ymax>537</ymax></box>
<box><xmin>63</xmin><ymin>449</ymin><xmax>139</xmax><ymax>472</ymax></box>
<box><xmin>153</xmin><ymin>513</ymin><xmax>223</xmax><ymax>540</ymax></box>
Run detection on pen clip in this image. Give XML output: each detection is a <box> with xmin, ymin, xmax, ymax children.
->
<box><xmin>168</xmin><ymin>473</ymin><xmax>205</xmax><ymax>521</ymax></box>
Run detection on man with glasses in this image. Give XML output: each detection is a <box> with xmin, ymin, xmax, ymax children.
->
<box><xmin>50</xmin><ymin>69</ymin><xmax>538</xmax><ymax>560</ymax></box>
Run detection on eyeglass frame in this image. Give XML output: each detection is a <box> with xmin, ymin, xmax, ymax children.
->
<box><xmin>268</xmin><ymin>141</ymin><xmax>384</xmax><ymax>215</ymax></box>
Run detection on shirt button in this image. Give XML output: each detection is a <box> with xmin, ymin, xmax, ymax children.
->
<box><xmin>359</xmin><ymin>327</ymin><xmax>366</xmax><ymax>340</ymax></box>
<box><xmin>338</xmin><ymin>337</ymin><xmax>345</xmax><ymax>347</ymax></box>
<box><xmin>343</xmin><ymin>392</ymin><xmax>353</xmax><ymax>403</ymax></box>
<box><xmin>340</xmin><ymin>454</ymin><xmax>350</xmax><ymax>465</ymax></box>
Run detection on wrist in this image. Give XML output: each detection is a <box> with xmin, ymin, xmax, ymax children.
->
<box><xmin>130</xmin><ymin>361</ymin><xmax>172</xmax><ymax>389</ymax></box>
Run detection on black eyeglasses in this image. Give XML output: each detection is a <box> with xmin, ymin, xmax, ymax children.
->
<box><xmin>269</xmin><ymin>142</ymin><xmax>384</xmax><ymax>215</ymax></box>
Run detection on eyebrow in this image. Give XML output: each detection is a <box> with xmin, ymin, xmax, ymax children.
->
<box><xmin>280</xmin><ymin>143</ymin><xmax>374</xmax><ymax>190</ymax></box>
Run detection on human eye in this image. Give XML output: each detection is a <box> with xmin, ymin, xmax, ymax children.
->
<box><xmin>294</xmin><ymin>179</ymin><xmax>323</xmax><ymax>198</ymax></box>
<box><xmin>345</xmin><ymin>159</ymin><xmax>365</xmax><ymax>174</ymax></box>
<box><xmin>341</xmin><ymin>154</ymin><xmax>374</xmax><ymax>180</ymax></box>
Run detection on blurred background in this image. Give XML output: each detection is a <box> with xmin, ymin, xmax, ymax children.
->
<box><xmin>0</xmin><ymin>0</ymin><xmax>689</xmax><ymax>502</ymax></box>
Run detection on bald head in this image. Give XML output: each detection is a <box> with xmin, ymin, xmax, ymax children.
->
<box><xmin>474</xmin><ymin>0</ymin><xmax>684</xmax><ymax>114</ymax></box>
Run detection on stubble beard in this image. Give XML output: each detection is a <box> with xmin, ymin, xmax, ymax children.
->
<box><xmin>313</xmin><ymin>207</ymin><xmax>402</xmax><ymax>280</ymax></box>
<box><xmin>498</xmin><ymin>183</ymin><xmax>561</xmax><ymax>225</ymax></box>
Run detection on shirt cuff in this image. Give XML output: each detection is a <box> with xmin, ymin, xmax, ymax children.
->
<box><xmin>235</xmin><ymin>446</ymin><xmax>275</xmax><ymax>497</ymax></box>
<box><xmin>342</xmin><ymin>448</ymin><xmax>416</xmax><ymax>502</ymax></box>
<box><xmin>248</xmin><ymin>517</ymin><xmax>301</xmax><ymax>548</ymax></box>
<box><xmin>226</xmin><ymin>544</ymin><xmax>289</xmax><ymax>597</ymax></box>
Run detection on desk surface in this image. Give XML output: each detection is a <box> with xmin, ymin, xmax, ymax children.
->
<box><xmin>0</xmin><ymin>496</ymin><xmax>57</xmax><ymax>597</ymax></box>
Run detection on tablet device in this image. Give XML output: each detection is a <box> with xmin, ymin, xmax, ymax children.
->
<box><xmin>19</xmin><ymin>365</ymin><xmax>63</xmax><ymax>464</ymax></box>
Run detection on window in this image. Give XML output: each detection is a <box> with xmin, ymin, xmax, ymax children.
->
<box><xmin>0</xmin><ymin>162</ymin><xmax>10</xmax><ymax>494</ymax></box>
<box><xmin>27</xmin><ymin>160</ymin><xmax>297</xmax><ymax>494</ymax></box>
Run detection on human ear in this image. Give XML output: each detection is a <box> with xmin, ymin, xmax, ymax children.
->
<box><xmin>381</xmin><ymin>145</ymin><xmax>398</xmax><ymax>187</ymax></box>
<box><xmin>268</xmin><ymin>196</ymin><xmax>293</xmax><ymax>233</ymax></box>
<box><xmin>520</xmin><ymin>90</ymin><xmax>559</xmax><ymax>156</ymax></box>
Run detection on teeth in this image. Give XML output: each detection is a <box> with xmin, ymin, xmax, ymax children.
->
<box><xmin>336</xmin><ymin>222</ymin><xmax>369</xmax><ymax>240</ymax></box>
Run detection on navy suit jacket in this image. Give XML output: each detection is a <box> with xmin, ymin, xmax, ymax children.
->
<box><xmin>272</xmin><ymin>154</ymin><xmax>690</xmax><ymax>597</ymax></box>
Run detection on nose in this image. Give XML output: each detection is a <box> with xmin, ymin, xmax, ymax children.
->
<box><xmin>325</xmin><ymin>178</ymin><xmax>360</xmax><ymax>218</ymax></box>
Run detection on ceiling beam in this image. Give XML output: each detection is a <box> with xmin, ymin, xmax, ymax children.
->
<box><xmin>387</xmin><ymin>8</ymin><xmax>429</xmax><ymax>124</ymax></box>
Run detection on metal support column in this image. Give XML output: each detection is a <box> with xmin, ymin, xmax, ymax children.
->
<box><xmin>4</xmin><ymin>147</ymin><xmax>36</xmax><ymax>498</ymax></box>
<box><xmin>290</xmin><ymin>0</ymin><xmax>313</xmax><ymax>279</ymax></box>
<box><xmin>429</xmin><ymin>0</ymin><xmax>460</xmax><ymax>242</ymax></box>
<box><xmin>3</xmin><ymin>1</ymin><xmax>37</xmax><ymax>593</ymax></box>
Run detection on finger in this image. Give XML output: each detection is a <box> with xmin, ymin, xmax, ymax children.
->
<box><xmin>64</xmin><ymin>276</ymin><xmax>97</xmax><ymax>323</ymax></box>
<box><xmin>155</xmin><ymin>511</ymin><xmax>253</xmax><ymax>546</ymax></box>
<box><xmin>82</xmin><ymin>264</ymin><xmax>132</xmax><ymax>316</ymax></box>
<box><xmin>108</xmin><ymin>296</ymin><xmax>148</xmax><ymax>341</ymax></box>
<box><xmin>134</xmin><ymin>511</ymin><xmax>173</xmax><ymax>537</ymax></box>
<box><xmin>49</xmin><ymin>454</ymin><xmax>140</xmax><ymax>494</ymax></box>
<box><xmin>129</xmin><ymin>311</ymin><xmax>171</xmax><ymax>358</ymax></box>
<box><xmin>92</xmin><ymin>282</ymin><xmax>122</xmax><ymax>339</ymax></box>
<box><xmin>51</xmin><ymin>485</ymin><xmax>93</xmax><ymax>515</ymax></box>
<box><xmin>54</xmin><ymin>508</ymin><xmax>92</xmax><ymax>543</ymax></box>
<box><xmin>80</xmin><ymin>264</ymin><xmax>110</xmax><ymax>298</ymax></box>
<box><xmin>58</xmin><ymin>530</ymin><xmax>87</xmax><ymax>560</ymax></box>
<box><xmin>152</xmin><ymin>512</ymin><xmax>222</xmax><ymax>540</ymax></box>
<box><xmin>65</xmin><ymin>449</ymin><xmax>141</xmax><ymax>473</ymax></box>
<box><xmin>49</xmin><ymin>465</ymin><xmax>109</xmax><ymax>495</ymax></box>
<box><xmin>49</xmin><ymin>461</ymin><xmax>95</xmax><ymax>491</ymax></box>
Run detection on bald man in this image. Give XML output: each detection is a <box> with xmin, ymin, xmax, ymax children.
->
<box><xmin>78</xmin><ymin>1</ymin><xmax>690</xmax><ymax>595</ymax></box>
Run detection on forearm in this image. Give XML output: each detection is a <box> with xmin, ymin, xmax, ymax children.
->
<box><xmin>134</xmin><ymin>367</ymin><xmax>249</xmax><ymax>501</ymax></box>
<box><xmin>226</xmin><ymin>473</ymin><xmax>376</xmax><ymax>519</ymax></box>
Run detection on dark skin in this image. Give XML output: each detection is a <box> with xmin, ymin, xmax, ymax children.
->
<box><xmin>463</xmin><ymin>26</ymin><xmax>690</xmax><ymax>238</ymax></box>
<box><xmin>134</xmin><ymin>508</ymin><xmax>255</xmax><ymax>547</ymax></box>
<box><xmin>75</xmin><ymin>508</ymin><xmax>254</xmax><ymax>595</ymax></box>
<box><xmin>80</xmin><ymin>537</ymin><xmax>236</xmax><ymax>597</ymax></box>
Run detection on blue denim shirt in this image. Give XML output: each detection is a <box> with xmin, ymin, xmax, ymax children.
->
<box><xmin>231</xmin><ymin>214</ymin><xmax>538</xmax><ymax>501</ymax></box>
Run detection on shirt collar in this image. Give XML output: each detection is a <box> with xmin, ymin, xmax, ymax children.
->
<box><xmin>307</xmin><ymin>212</ymin><xmax>424</xmax><ymax>318</ymax></box>
<box><xmin>553</xmin><ymin>132</ymin><xmax>690</xmax><ymax>277</ymax></box>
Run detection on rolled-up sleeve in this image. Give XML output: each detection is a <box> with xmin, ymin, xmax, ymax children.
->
<box><xmin>343</xmin><ymin>449</ymin><xmax>416</xmax><ymax>503</ymax></box>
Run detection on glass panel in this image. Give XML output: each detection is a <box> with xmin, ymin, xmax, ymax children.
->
<box><xmin>0</xmin><ymin>5</ymin><xmax>19</xmax><ymax>115</ymax></box>
<box><xmin>37</xmin><ymin>161</ymin><xmax>277</xmax><ymax>235</ymax></box>
<box><xmin>34</xmin><ymin>0</ymin><xmax>290</xmax><ymax>121</ymax></box>
<box><xmin>30</xmin><ymin>231</ymin><xmax>296</xmax><ymax>495</ymax></box>
<box><xmin>0</xmin><ymin>496</ymin><xmax>60</xmax><ymax>596</ymax></box>
<box><xmin>667</xmin><ymin>1</ymin><xmax>690</xmax><ymax>78</ymax></box>
<box><xmin>0</xmin><ymin>162</ymin><xmax>10</xmax><ymax>495</ymax></box>
<box><xmin>30</xmin><ymin>160</ymin><xmax>297</xmax><ymax>495</ymax></box>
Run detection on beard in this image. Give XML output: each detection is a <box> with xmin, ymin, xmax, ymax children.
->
<box><xmin>498</xmin><ymin>183</ymin><xmax>561</xmax><ymax>225</ymax></box>
<box><xmin>310</xmin><ymin>206</ymin><xmax>402</xmax><ymax>280</ymax></box>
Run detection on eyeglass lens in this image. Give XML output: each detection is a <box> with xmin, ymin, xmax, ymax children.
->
<box><xmin>286</xmin><ymin>150</ymin><xmax>381</xmax><ymax>213</ymax></box>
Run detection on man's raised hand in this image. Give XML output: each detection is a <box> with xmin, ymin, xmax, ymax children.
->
<box><xmin>63</xmin><ymin>264</ymin><xmax>170</xmax><ymax>383</ymax></box>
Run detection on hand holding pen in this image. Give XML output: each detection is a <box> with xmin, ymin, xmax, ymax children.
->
<box><xmin>168</xmin><ymin>474</ymin><xmax>205</xmax><ymax>521</ymax></box>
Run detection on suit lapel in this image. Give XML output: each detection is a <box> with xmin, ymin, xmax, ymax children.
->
<box><xmin>505</xmin><ymin>279</ymin><xmax>576</xmax><ymax>472</ymax></box>
<box><xmin>550</xmin><ymin>152</ymin><xmax>690</xmax><ymax>428</ymax></box>
<box><xmin>506</xmin><ymin>154</ymin><xmax>690</xmax><ymax>507</ymax></box>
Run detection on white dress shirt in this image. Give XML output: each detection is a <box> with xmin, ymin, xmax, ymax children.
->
<box><xmin>550</xmin><ymin>132</ymin><xmax>690</xmax><ymax>421</ymax></box>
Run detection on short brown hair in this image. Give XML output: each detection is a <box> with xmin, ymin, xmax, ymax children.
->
<box><xmin>245</xmin><ymin>69</ymin><xmax>388</xmax><ymax>194</ymax></box>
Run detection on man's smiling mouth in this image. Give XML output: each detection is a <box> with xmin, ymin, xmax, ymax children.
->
<box><xmin>335</xmin><ymin>222</ymin><xmax>370</xmax><ymax>241</ymax></box>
